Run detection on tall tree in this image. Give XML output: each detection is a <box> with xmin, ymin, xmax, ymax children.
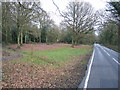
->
<box><xmin>63</xmin><ymin>1</ymin><xmax>96</xmax><ymax>46</ymax></box>
<box><xmin>107</xmin><ymin>1</ymin><xmax>120</xmax><ymax>46</ymax></box>
<box><xmin>0</xmin><ymin>2</ymin><xmax>2</xmax><ymax>44</ymax></box>
<box><xmin>99</xmin><ymin>21</ymin><xmax>118</xmax><ymax>45</ymax></box>
<box><xmin>2</xmin><ymin>2</ymin><xmax>43</xmax><ymax>46</ymax></box>
<box><xmin>108</xmin><ymin>1</ymin><xmax>120</xmax><ymax>23</ymax></box>
<box><xmin>2</xmin><ymin>2</ymin><xmax>13</xmax><ymax>44</ymax></box>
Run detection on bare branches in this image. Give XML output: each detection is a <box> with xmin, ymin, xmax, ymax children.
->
<box><xmin>53</xmin><ymin>1</ymin><xmax>97</xmax><ymax>45</ymax></box>
<box><xmin>51</xmin><ymin>0</ymin><xmax>64</xmax><ymax>17</ymax></box>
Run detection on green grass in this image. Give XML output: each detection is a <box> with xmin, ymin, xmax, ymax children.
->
<box><xmin>20</xmin><ymin>46</ymin><xmax>92</xmax><ymax>65</ymax></box>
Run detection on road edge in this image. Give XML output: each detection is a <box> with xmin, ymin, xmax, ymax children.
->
<box><xmin>78</xmin><ymin>45</ymin><xmax>95</xmax><ymax>89</ymax></box>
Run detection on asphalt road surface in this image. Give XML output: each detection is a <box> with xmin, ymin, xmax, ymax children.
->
<box><xmin>78</xmin><ymin>44</ymin><xmax>120</xmax><ymax>89</ymax></box>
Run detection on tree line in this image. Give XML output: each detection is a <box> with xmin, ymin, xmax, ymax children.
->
<box><xmin>98</xmin><ymin>1</ymin><xmax>120</xmax><ymax>46</ymax></box>
<box><xmin>2</xmin><ymin>2</ymin><xmax>59</xmax><ymax>46</ymax></box>
<box><xmin>2</xmin><ymin>1</ymin><xmax>98</xmax><ymax>47</ymax></box>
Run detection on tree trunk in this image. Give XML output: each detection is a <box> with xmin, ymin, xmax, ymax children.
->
<box><xmin>9</xmin><ymin>27</ymin><xmax>12</xmax><ymax>43</ymax></box>
<box><xmin>34</xmin><ymin>37</ymin><xmax>35</xmax><ymax>42</ymax></box>
<box><xmin>39</xmin><ymin>24</ymin><xmax>42</xmax><ymax>43</ymax></box>
<box><xmin>5</xmin><ymin>28</ymin><xmax>8</xmax><ymax>44</ymax></box>
<box><xmin>71</xmin><ymin>35</ymin><xmax>74</xmax><ymax>48</ymax></box>
<box><xmin>39</xmin><ymin>35</ymin><xmax>41</xmax><ymax>43</ymax></box>
<box><xmin>17</xmin><ymin>32</ymin><xmax>20</xmax><ymax>47</ymax></box>
<box><xmin>21</xmin><ymin>31</ymin><xmax>23</xmax><ymax>45</ymax></box>
<box><xmin>46</xmin><ymin>36</ymin><xmax>48</xmax><ymax>44</ymax></box>
<box><xmin>25</xmin><ymin>35</ymin><xmax>27</xmax><ymax>44</ymax></box>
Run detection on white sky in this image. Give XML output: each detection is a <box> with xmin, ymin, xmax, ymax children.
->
<box><xmin>40</xmin><ymin>0</ymin><xmax>110</xmax><ymax>26</ymax></box>
<box><xmin>2</xmin><ymin>0</ymin><xmax>110</xmax><ymax>26</ymax></box>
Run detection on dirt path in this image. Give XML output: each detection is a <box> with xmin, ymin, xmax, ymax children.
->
<box><xmin>2</xmin><ymin>48</ymin><xmax>22</xmax><ymax>61</ymax></box>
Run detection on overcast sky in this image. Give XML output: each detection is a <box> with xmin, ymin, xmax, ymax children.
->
<box><xmin>40</xmin><ymin>0</ymin><xmax>110</xmax><ymax>25</ymax></box>
<box><xmin>2</xmin><ymin>0</ymin><xmax>110</xmax><ymax>25</ymax></box>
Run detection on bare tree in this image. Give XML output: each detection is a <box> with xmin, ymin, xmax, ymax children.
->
<box><xmin>52</xmin><ymin>0</ymin><xmax>97</xmax><ymax>46</ymax></box>
<box><xmin>64</xmin><ymin>1</ymin><xmax>97</xmax><ymax>46</ymax></box>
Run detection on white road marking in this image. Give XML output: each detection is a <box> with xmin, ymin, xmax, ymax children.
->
<box><xmin>96</xmin><ymin>47</ymin><xmax>99</xmax><ymax>50</ymax></box>
<box><xmin>99</xmin><ymin>46</ymin><xmax>110</xmax><ymax>56</ymax></box>
<box><xmin>100</xmin><ymin>45</ymin><xmax>120</xmax><ymax>65</ymax></box>
<box><xmin>103</xmin><ymin>49</ymin><xmax>110</xmax><ymax>56</ymax></box>
<box><xmin>112</xmin><ymin>58</ymin><xmax>120</xmax><ymax>65</ymax></box>
<box><xmin>84</xmin><ymin>49</ymin><xmax>95</xmax><ymax>89</ymax></box>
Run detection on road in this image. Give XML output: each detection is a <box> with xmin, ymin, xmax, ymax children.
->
<box><xmin>78</xmin><ymin>44</ymin><xmax>120</xmax><ymax>89</ymax></box>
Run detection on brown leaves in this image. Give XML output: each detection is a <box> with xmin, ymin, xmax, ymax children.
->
<box><xmin>2</xmin><ymin>51</ymin><xmax>92</xmax><ymax>88</ymax></box>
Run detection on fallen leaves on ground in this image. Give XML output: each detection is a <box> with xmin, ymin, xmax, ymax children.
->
<box><xmin>2</xmin><ymin>52</ymin><xmax>91</xmax><ymax>88</ymax></box>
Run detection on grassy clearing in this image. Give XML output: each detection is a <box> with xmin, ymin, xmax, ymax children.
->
<box><xmin>20</xmin><ymin>46</ymin><xmax>91</xmax><ymax>65</ymax></box>
<box><xmin>2</xmin><ymin>44</ymin><xmax>93</xmax><ymax>88</ymax></box>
